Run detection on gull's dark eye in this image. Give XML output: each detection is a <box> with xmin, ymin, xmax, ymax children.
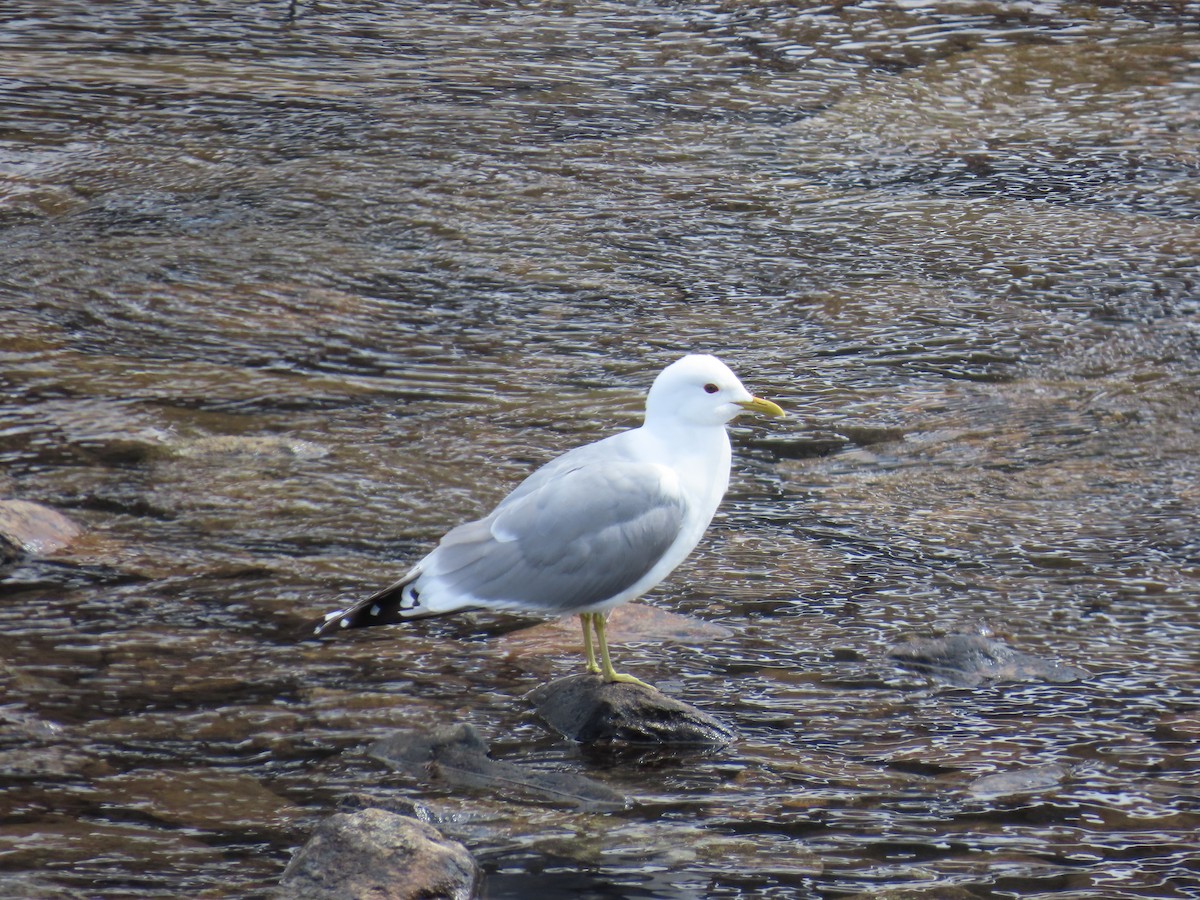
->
<box><xmin>703</xmin><ymin>383</ymin><xmax>720</xmax><ymax>394</ymax></box>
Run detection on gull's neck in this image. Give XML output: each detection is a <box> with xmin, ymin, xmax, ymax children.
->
<box><xmin>638</xmin><ymin>416</ymin><xmax>731</xmax><ymax>465</ymax></box>
<box><xmin>636</xmin><ymin>416</ymin><xmax>733</xmax><ymax>525</ymax></box>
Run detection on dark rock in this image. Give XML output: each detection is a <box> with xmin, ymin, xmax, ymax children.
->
<box><xmin>886</xmin><ymin>634</ymin><xmax>1087</xmax><ymax>687</ymax></box>
<box><xmin>0</xmin><ymin>500</ymin><xmax>82</xmax><ymax>564</ymax></box>
<box><xmin>967</xmin><ymin>763</ymin><xmax>1071</xmax><ymax>799</ymax></box>
<box><xmin>749</xmin><ymin>433</ymin><xmax>848</xmax><ymax>460</ymax></box>
<box><xmin>370</xmin><ymin>723</ymin><xmax>625</xmax><ymax>809</ymax></box>
<box><xmin>836</xmin><ymin>424</ymin><xmax>907</xmax><ymax>445</ymax></box>
<box><xmin>527</xmin><ymin>673</ymin><xmax>738</xmax><ymax>746</ymax></box>
<box><xmin>278</xmin><ymin>808</ymin><xmax>479</xmax><ymax>900</ymax></box>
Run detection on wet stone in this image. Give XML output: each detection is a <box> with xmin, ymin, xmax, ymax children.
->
<box><xmin>370</xmin><ymin>723</ymin><xmax>625</xmax><ymax>809</ymax></box>
<box><xmin>277</xmin><ymin>807</ymin><xmax>480</xmax><ymax>900</ymax></box>
<box><xmin>886</xmin><ymin>633</ymin><xmax>1087</xmax><ymax>687</ymax></box>
<box><xmin>0</xmin><ymin>500</ymin><xmax>82</xmax><ymax>564</ymax></box>
<box><xmin>527</xmin><ymin>673</ymin><xmax>738</xmax><ymax>746</ymax></box>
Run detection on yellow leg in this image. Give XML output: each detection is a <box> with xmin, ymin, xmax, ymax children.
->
<box><xmin>593</xmin><ymin>612</ymin><xmax>653</xmax><ymax>689</ymax></box>
<box><xmin>580</xmin><ymin>613</ymin><xmax>601</xmax><ymax>674</ymax></box>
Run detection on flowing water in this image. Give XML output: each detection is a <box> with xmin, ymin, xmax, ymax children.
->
<box><xmin>1</xmin><ymin>1</ymin><xmax>1198</xmax><ymax>897</ymax></box>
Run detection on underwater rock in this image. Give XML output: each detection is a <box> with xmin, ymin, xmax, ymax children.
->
<box><xmin>370</xmin><ymin>723</ymin><xmax>625</xmax><ymax>809</ymax></box>
<box><xmin>98</xmin><ymin>768</ymin><xmax>298</xmax><ymax>832</ymax></box>
<box><xmin>887</xmin><ymin>633</ymin><xmax>1086</xmax><ymax>687</ymax></box>
<box><xmin>528</xmin><ymin>673</ymin><xmax>737</xmax><ymax>746</ymax></box>
<box><xmin>0</xmin><ymin>499</ymin><xmax>82</xmax><ymax>564</ymax></box>
<box><xmin>278</xmin><ymin>807</ymin><xmax>479</xmax><ymax>900</ymax></box>
<box><xmin>168</xmin><ymin>434</ymin><xmax>328</xmax><ymax>460</ymax></box>
<box><xmin>748</xmin><ymin>433</ymin><xmax>849</xmax><ymax>460</ymax></box>
<box><xmin>0</xmin><ymin>707</ymin><xmax>102</xmax><ymax>780</ymax></box>
<box><xmin>0</xmin><ymin>876</ymin><xmax>89</xmax><ymax>899</ymax></box>
<box><xmin>1155</xmin><ymin>712</ymin><xmax>1200</xmax><ymax>742</ymax></box>
<box><xmin>0</xmin><ymin>706</ymin><xmax>64</xmax><ymax>740</ymax></box>
<box><xmin>967</xmin><ymin>763</ymin><xmax>1071</xmax><ymax>799</ymax></box>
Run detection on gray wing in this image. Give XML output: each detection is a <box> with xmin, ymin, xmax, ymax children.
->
<box><xmin>417</xmin><ymin>459</ymin><xmax>687</xmax><ymax>615</ymax></box>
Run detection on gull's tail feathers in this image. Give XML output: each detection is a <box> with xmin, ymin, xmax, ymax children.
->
<box><xmin>308</xmin><ymin>569</ymin><xmax>446</xmax><ymax>639</ymax></box>
<box><xmin>307</xmin><ymin>568</ymin><xmax>550</xmax><ymax>642</ymax></box>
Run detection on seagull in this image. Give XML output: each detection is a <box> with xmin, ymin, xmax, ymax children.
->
<box><xmin>311</xmin><ymin>354</ymin><xmax>783</xmax><ymax>689</ymax></box>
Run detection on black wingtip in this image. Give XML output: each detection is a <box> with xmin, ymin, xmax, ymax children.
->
<box><xmin>306</xmin><ymin>603</ymin><xmax>387</xmax><ymax>639</ymax></box>
<box><xmin>305</xmin><ymin>608</ymin><xmax>351</xmax><ymax>640</ymax></box>
<box><xmin>305</xmin><ymin>574</ymin><xmax>425</xmax><ymax>640</ymax></box>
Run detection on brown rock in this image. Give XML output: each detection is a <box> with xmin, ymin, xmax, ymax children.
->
<box><xmin>278</xmin><ymin>808</ymin><xmax>479</xmax><ymax>900</ymax></box>
<box><xmin>0</xmin><ymin>499</ymin><xmax>82</xmax><ymax>563</ymax></box>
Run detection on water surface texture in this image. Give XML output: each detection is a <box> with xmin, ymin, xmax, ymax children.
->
<box><xmin>1</xmin><ymin>2</ymin><xmax>1198</xmax><ymax>897</ymax></box>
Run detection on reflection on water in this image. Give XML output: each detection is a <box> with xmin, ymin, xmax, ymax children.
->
<box><xmin>1</xmin><ymin>1</ymin><xmax>1198</xmax><ymax>897</ymax></box>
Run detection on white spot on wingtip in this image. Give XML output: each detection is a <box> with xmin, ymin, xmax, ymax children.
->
<box><xmin>322</xmin><ymin>609</ymin><xmax>344</xmax><ymax>623</ymax></box>
<box><xmin>369</xmin><ymin>604</ymin><xmax>381</xmax><ymax>617</ymax></box>
<box><xmin>339</xmin><ymin>618</ymin><xmax>350</xmax><ymax>629</ymax></box>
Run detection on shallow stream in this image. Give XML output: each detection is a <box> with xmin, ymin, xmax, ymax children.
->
<box><xmin>1</xmin><ymin>2</ymin><xmax>1198</xmax><ymax>897</ymax></box>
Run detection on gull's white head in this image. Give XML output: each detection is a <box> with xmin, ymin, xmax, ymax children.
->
<box><xmin>644</xmin><ymin>354</ymin><xmax>784</xmax><ymax>429</ymax></box>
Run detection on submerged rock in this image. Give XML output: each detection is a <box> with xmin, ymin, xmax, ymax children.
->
<box><xmin>370</xmin><ymin>723</ymin><xmax>625</xmax><ymax>809</ymax></box>
<box><xmin>967</xmin><ymin>763</ymin><xmax>1071</xmax><ymax>799</ymax></box>
<box><xmin>887</xmin><ymin>633</ymin><xmax>1086</xmax><ymax>687</ymax></box>
<box><xmin>0</xmin><ymin>875</ymin><xmax>89</xmax><ymax>899</ymax></box>
<box><xmin>843</xmin><ymin>888</ymin><xmax>980</xmax><ymax>900</ymax></box>
<box><xmin>0</xmin><ymin>499</ymin><xmax>82</xmax><ymax>564</ymax></box>
<box><xmin>0</xmin><ymin>711</ymin><xmax>87</xmax><ymax>780</ymax></box>
<box><xmin>168</xmin><ymin>434</ymin><xmax>328</xmax><ymax>460</ymax></box>
<box><xmin>527</xmin><ymin>673</ymin><xmax>737</xmax><ymax>746</ymax></box>
<box><xmin>98</xmin><ymin>768</ymin><xmax>299</xmax><ymax>832</ymax></box>
<box><xmin>278</xmin><ymin>808</ymin><xmax>479</xmax><ymax>900</ymax></box>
